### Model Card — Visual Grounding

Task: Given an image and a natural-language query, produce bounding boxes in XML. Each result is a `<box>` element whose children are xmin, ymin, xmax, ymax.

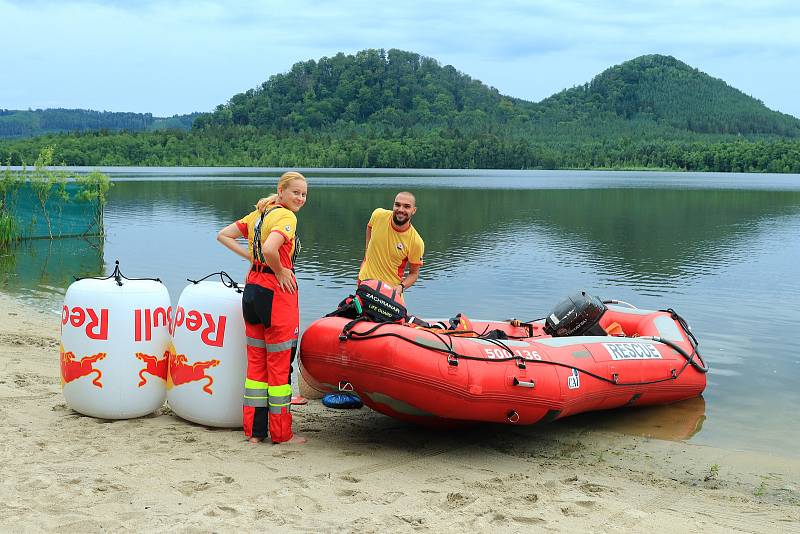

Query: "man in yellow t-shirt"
<box><xmin>357</xmin><ymin>191</ymin><xmax>424</xmax><ymax>302</ymax></box>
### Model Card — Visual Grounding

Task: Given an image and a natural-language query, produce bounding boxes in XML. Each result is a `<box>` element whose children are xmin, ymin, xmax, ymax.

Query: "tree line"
<box><xmin>0</xmin><ymin>108</ymin><xmax>198</xmax><ymax>139</ymax></box>
<box><xmin>1</xmin><ymin>128</ymin><xmax>798</xmax><ymax>173</ymax></box>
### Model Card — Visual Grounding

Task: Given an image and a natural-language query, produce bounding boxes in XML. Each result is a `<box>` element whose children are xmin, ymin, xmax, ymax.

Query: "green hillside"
<box><xmin>1</xmin><ymin>50</ymin><xmax>799</xmax><ymax>172</ymax></box>
<box><xmin>193</xmin><ymin>48</ymin><xmax>529</xmax><ymax>132</ymax></box>
<box><xmin>539</xmin><ymin>54</ymin><xmax>800</xmax><ymax>136</ymax></box>
<box><xmin>193</xmin><ymin>51</ymin><xmax>799</xmax><ymax>140</ymax></box>
<box><xmin>0</xmin><ymin>108</ymin><xmax>198</xmax><ymax>139</ymax></box>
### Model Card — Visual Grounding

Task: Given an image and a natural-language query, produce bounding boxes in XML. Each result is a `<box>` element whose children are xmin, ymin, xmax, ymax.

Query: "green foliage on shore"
<box><xmin>1</xmin><ymin>128</ymin><xmax>798</xmax><ymax>173</ymax></box>
<box><xmin>1</xmin><ymin>50</ymin><xmax>799</xmax><ymax>172</ymax></box>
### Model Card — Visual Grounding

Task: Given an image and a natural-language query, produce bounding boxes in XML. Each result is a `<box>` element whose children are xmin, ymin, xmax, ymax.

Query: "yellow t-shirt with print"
<box><xmin>358</xmin><ymin>208</ymin><xmax>424</xmax><ymax>286</ymax></box>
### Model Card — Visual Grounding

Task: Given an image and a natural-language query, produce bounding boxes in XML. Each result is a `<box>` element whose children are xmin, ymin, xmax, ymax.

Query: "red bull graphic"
<box><xmin>134</xmin><ymin>349</ymin><xmax>170</xmax><ymax>387</ymax></box>
<box><xmin>60</xmin><ymin>345</ymin><xmax>107</xmax><ymax>388</ymax></box>
<box><xmin>168</xmin><ymin>352</ymin><xmax>221</xmax><ymax>394</ymax></box>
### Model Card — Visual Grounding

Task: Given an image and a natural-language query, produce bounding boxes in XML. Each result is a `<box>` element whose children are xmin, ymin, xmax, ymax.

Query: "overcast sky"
<box><xmin>2</xmin><ymin>0</ymin><xmax>799</xmax><ymax>118</ymax></box>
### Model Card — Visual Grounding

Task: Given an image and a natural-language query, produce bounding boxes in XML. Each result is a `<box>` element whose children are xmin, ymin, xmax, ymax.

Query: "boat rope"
<box><xmin>339</xmin><ymin>319</ymin><xmax>707</xmax><ymax>387</ymax></box>
<box><xmin>658</xmin><ymin>308</ymin><xmax>708</xmax><ymax>373</ymax></box>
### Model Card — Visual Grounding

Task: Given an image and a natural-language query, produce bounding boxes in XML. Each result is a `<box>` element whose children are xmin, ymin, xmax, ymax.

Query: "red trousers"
<box><xmin>241</xmin><ymin>281</ymin><xmax>298</xmax><ymax>443</ymax></box>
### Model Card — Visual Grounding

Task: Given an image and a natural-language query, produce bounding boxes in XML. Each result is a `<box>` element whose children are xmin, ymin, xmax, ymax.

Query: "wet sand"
<box><xmin>1</xmin><ymin>293</ymin><xmax>798</xmax><ymax>533</ymax></box>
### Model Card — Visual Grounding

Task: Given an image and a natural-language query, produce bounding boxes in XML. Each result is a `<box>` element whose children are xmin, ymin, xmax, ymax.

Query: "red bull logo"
<box><xmin>61</xmin><ymin>306</ymin><xmax>109</xmax><ymax>340</ymax></box>
<box><xmin>168</xmin><ymin>351</ymin><xmax>221</xmax><ymax>394</ymax></box>
<box><xmin>171</xmin><ymin>306</ymin><xmax>227</xmax><ymax>347</ymax></box>
<box><xmin>60</xmin><ymin>344</ymin><xmax>107</xmax><ymax>388</ymax></box>
<box><xmin>135</xmin><ymin>349</ymin><xmax>170</xmax><ymax>387</ymax></box>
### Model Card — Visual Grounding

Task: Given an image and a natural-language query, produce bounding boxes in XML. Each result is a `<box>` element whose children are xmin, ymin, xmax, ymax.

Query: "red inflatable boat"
<box><xmin>299</xmin><ymin>292</ymin><xmax>708</xmax><ymax>426</ymax></box>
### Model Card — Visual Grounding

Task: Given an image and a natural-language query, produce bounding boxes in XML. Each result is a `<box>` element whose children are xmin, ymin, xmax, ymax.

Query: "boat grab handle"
<box><xmin>513</xmin><ymin>377</ymin><xmax>536</xmax><ymax>388</ymax></box>
<box><xmin>603</xmin><ymin>299</ymin><xmax>638</xmax><ymax>309</ymax></box>
<box><xmin>338</xmin><ymin>381</ymin><xmax>354</xmax><ymax>392</ymax></box>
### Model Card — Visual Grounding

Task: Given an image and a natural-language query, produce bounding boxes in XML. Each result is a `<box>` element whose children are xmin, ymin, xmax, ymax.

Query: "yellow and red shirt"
<box><xmin>358</xmin><ymin>208</ymin><xmax>424</xmax><ymax>286</ymax></box>
<box><xmin>236</xmin><ymin>206</ymin><xmax>297</xmax><ymax>284</ymax></box>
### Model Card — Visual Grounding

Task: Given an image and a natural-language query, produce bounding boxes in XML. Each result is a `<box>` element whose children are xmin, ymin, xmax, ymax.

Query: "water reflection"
<box><xmin>103</xmin><ymin>181</ymin><xmax>800</xmax><ymax>295</ymax></box>
<box><xmin>0</xmin><ymin>236</ymin><xmax>104</xmax><ymax>302</ymax></box>
<box><xmin>558</xmin><ymin>396</ymin><xmax>707</xmax><ymax>442</ymax></box>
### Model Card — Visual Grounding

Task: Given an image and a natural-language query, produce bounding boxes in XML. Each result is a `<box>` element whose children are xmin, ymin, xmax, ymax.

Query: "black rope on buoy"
<box><xmin>187</xmin><ymin>271</ymin><xmax>243</xmax><ymax>293</ymax></box>
<box><xmin>75</xmin><ymin>260</ymin><xmax>162</xmax><ymax>286</ymax></box>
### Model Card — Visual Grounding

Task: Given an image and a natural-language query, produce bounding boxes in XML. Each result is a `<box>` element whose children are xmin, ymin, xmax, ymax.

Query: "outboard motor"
<box><xmin>544</xmin><ymin>291</ymin><xmax>607</xmax><ymax>337</ymax></box>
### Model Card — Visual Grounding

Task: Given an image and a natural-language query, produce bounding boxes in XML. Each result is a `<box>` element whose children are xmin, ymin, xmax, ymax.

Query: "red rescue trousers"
<box><xmin>241</xmin><ymin>279</ymin><xmax>298</xmax><ymax>443</ymax></box>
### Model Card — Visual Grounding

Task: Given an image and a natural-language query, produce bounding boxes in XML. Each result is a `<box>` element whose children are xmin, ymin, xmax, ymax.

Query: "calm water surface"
<box><xmin>3</xmin><ymin>168</ymin><xmax>799</xmax><ymax>456</ymax></box>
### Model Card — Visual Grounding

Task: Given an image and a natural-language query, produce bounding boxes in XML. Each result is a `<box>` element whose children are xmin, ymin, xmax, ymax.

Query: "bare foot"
<box><xmin>275</xmin><ymin>435</ymin><xmax>307</xmax><ymax>445</ymax></box>
<box><xmin>248</xmin><ymin>436</ymin><xmax>265</xmax><ymax>443</ymax></box>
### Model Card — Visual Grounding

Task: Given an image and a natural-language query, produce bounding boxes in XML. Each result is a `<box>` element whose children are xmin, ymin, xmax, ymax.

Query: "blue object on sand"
<box><xmin>322</xmin><ymin>392</ymin><xmax>363</xmax><ymax>409</ymax></box>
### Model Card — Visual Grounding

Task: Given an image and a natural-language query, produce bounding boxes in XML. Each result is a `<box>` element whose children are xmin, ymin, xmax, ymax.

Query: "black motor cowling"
<box><xmin>543</xmin><ymin>291</ymin><xmax>607</xmax><ymax>337</ymax></box>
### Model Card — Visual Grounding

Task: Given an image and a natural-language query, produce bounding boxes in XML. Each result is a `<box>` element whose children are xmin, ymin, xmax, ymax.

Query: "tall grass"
<box><xmin>0</xmin><ymin>211</ymin><xmax>17</xmax><ymax>247</ymax></box>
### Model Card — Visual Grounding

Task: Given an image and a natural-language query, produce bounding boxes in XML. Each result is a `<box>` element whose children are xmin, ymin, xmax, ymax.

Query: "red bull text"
<box><xmin>171</xmin><ymin>306</ymin><xmax>227</xmax><ymax>348</ymax></box>
<box><xmin>61</xmin><ymin>306</ymin><xmax>109</xmax><ymax>340</ymax></box>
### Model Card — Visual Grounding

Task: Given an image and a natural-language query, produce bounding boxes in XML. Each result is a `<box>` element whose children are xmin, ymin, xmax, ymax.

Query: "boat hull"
<box><xmin>299</xmin><ymin>307</ymin><xmax>707</xmax><ymax>426</ymax></box>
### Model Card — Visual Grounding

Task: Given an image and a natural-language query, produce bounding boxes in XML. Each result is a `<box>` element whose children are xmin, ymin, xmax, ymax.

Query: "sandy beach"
<box><xmin>1</xmin><ymin>292</ymin><xmax>798</xmax><ymax>533</ymax></box>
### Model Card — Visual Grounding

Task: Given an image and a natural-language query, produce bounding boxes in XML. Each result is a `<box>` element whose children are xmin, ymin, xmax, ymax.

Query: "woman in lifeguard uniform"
<box><xmin>217</xmin><ymin>171</ymin><xmax>307</xmax><ymax>444</ymax></box>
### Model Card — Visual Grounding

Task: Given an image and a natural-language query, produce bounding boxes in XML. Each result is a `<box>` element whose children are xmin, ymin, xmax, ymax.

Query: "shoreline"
<box><xmin>6</xmin><ymin>164</ymin><xmax>800</xmax><ymax>175</ymax></box>
<box><xmin>1</xmin><ymin>292</ymin><xmax>798</xmax><ymax>532</ymax></box>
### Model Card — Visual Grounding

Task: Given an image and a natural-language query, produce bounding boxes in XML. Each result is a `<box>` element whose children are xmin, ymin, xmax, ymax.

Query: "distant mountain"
<box><xmin>193</xmin><ymin>48</ymin><xmax>531</xmax><ymax>131</ymax></box>
<box><xmin>0</xmin><ymin>108</ymin><xmax>199</xmax><ymax>138</ymax></box>
<box><xmin>6</xmin><ymin>52</ymin><xmax>798</xmax><ymax>141</ymax></box>
<box><xmin>538</xmin><ymin>54</ymin><xmax>800</xmax><ymax>136</ymax></box>
<box><xmin>193</xmin><ymin>50</ymin><xmax>800</xmax><ymax>139</ymax></box>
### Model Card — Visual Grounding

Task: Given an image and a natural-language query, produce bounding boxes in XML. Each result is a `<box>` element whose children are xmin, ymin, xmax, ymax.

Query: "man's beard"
<box><xmin>393</xmin><ymin>213</ymin><xmax>410</xmax><ymax>226</ymax></box>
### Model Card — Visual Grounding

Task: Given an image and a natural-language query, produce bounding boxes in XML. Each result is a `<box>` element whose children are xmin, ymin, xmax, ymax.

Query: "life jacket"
<box><xmin>411</xmin><ymin>313</ymin><xmax>477</xmax><ymax>337</ymax></box>
<box><xmin>354</xmin><ymin>280</ymin><xmax>407</xmax><ymax>323</ymax></box>
<box><xmin>252</xmin><ymin>205</ymin><xmax>301</xmax><ymax>269</ymax></box>
<box><xmin>410</xmin><ymin>313</ymin><xmax>508</xmax><ymax>339</ymax></box>
<box><xmin>326</xmin><ymin>280</ymin><xmax>407</xmax><ymax>324</ymax></box>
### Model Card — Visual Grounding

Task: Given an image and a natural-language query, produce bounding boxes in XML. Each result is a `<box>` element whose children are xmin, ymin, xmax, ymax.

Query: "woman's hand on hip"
<box><xmin>276</xmin><ymin>268</ymin><xmax>297</xmax><ymax>293</ymax></box>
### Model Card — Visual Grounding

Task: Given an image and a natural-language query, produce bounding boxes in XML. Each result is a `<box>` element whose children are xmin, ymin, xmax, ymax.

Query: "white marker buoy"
<box><xmin>167</xmin><ymin>278</ymin><xmax>246</xmax><ymax>428</ymax></box>
<box><xmin>60</xmin><ymin>264</ymin><xmax>170</xmax><ymax>419</ymax></box>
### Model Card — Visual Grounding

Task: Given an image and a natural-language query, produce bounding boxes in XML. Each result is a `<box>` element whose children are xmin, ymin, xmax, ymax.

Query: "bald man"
<box><xmin>357</xmin><ymin>191</ymin><xmax>424</xmax><ymax>302</ymax></box>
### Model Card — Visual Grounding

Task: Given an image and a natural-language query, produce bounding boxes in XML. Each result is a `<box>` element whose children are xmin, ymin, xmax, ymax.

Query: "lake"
<box><xmin>2</xmin><ymin>167</ymin><xmax>799</xmax><ymax>456</ymax></box>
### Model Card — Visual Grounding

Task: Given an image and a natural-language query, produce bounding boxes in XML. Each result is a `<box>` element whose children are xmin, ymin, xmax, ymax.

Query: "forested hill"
<box><xmin>539</xmin><ymin>55</ymin><xmax>800</xmax><ymax>136</ymax></box>
<box><xmin>0</xmin><ymin>108</ymin><xmax>199</xmax><ymax>138</ymax></box>
<box><xmin>193</xmin><ymin>48</ymin><xmax>524</xmax><ymax>131</ymax></box>
<box><xmin>193</xmin><ymin>50</ymin><xmax>800</xmax><ymax>138</ymax></box>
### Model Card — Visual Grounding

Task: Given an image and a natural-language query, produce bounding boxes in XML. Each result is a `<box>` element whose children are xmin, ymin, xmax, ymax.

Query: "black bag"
<box><xmin>326</xmin><ymin>280</ymin><xmax>407</xmax><ymax>323</ymax></box>
<box><xmin>355</xmin><ymin>280</ymin><xmax>407</xmax><ymax>323</ymax></box>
